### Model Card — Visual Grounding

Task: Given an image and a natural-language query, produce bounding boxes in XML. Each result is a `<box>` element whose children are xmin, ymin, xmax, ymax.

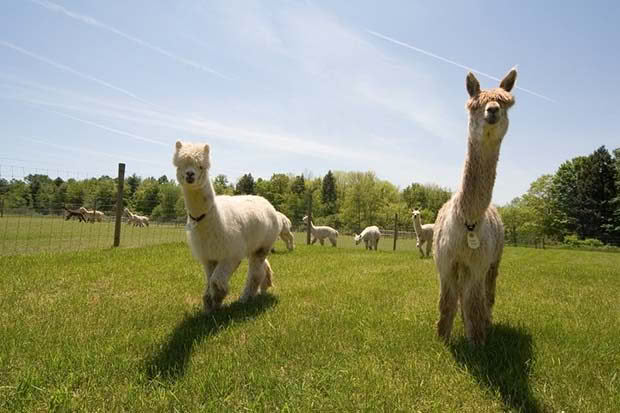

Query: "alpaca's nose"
<box><xmin>487</xmin><ymin>106</ymin><xmax>499</xmax><ymax>114</ymax></box>
<box><xmin>186</xmin><ymin>171</ymin><xmax>195</xmax><ymax>183</ymax></box>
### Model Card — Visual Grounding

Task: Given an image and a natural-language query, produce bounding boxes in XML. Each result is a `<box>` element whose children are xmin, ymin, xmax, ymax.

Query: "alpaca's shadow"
<box><xmin>144</xmin><ymin>293</ymin><xmax>278</xmax><ymax>382</ymax></box>
<box><xmin>449</xmin><ymin>323</ymin><xmax>542</xmax><ymax>412</ymax></box>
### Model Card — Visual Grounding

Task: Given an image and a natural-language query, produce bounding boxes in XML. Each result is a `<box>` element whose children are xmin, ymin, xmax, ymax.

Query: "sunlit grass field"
<box><xmin>1</xmin><ymin>241</ymin><xmax>618</xmax><ymax>412</ymax></box>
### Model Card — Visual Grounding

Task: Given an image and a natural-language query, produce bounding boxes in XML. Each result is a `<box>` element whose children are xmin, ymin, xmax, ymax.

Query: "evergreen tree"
<box><xmin>235</xmin><ymin>173</ymin><xmax>256</xmax><ymax>195</ymax></box>
<box><xmin>322</xmin><ymin>170</ymin><xmax>337</xmax><ymax>214</ymax></box>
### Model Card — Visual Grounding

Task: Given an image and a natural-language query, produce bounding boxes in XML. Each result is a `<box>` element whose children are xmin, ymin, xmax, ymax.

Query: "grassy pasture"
<box><xmin>1</xmin><ymin>241</ymin><xmax>619</xmax><ymax>412</ymax></box>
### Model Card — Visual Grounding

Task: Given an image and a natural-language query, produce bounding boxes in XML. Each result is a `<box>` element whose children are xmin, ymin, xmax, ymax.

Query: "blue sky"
<box><xmin>1</xmin><ymin>0</ymin><xmax>618</xmax><ymax>204</ymax></box>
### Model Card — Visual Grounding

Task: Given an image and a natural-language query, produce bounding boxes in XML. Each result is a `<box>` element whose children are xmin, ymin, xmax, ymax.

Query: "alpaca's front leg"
<box><xmin>203</xmin><ymin>260</ymin><xmax>240</xmax><ymax>313</ymax></box>
<box><xmin>486</xmin><ymin>263</ymin><xmax>499</xmax><ymax>316</ymax></box>
<box><xmin>462</xmin><ymin>275</ymin><xmax>491</xmax><ymax>345</ymax></box>
<box><xmin>425</xmin><ymin>239</ymin><xmax>432</xmax><ymax>258</ymax></box>
<box><xmin>437</xmin><ymin>261</ymin><xmax>458</xmax><ymax>342</ymax></box>
<box><xmin>417</xmin><ymin>239</ymin><xmax>425</xmax><ymax>258</ymax></box>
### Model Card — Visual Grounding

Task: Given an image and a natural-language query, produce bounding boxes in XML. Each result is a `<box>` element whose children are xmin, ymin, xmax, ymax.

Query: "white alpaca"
<box><xmin>433</xmin><ymin>68</ymin><xmax>516</xmax><ymax>345</ymax></box>
<box><xmin>173</xmin><ymin>141</ymin><xmax>280</xmax><ymax>313</ymax></box>
<box><xmin>354</xmin><ymin>226</ymin><xmax>381</xmax><ymax>250</ymax></box>
<box><xmin>124</xmin><ymin>207</ymin><xmax>149</xmax><ymax>227</ymax></box>
<box><xmin>411</xmin><ymin>209</ymin><xmax>434</xmax><ymax>258</ymax></box>
<box><xmin>79</xmin><ymin>207</ymin><xmax>104</xmax><ymax>223</ymax></box>
<box><xmin>302</xmin><ymin>215</ymin><xmax>338</xmax><ymax>247</ymax></box>
<box><xmin>276</xmin><ymin>211</ymin><xmax>295</xmax><ymax>251</ymax></box>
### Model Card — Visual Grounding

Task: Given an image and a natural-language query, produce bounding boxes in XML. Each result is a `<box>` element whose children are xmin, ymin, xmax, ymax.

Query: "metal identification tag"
<box><xmin>467</xmin><ymin>231</ymin><xmax>480</xmax><ymax>249</ymax></box>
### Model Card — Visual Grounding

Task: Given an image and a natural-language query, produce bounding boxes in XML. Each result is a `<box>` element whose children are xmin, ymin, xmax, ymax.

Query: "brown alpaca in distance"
<box><xmin>432</xmin><ymin>68</ymin><xmax>517</xmax><ymax>345</ymax></box>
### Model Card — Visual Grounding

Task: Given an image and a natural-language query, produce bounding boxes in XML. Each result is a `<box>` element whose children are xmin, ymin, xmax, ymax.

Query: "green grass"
<box><xmin>1</xmin><ymin>242</ymin><xmax>619</xmax><ymax>412</ymax></box>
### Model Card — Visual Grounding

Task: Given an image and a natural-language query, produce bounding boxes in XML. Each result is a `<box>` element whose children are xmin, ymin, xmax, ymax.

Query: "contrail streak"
<box><xmin>42</xmin><ymin>108</ymin><xmax>169</xmax><ymax>147</ymax></box>
<box><xmin>28</xmin><ymin>0</ymin><xmax>232</xmax><ymax>80</ymax></box>
<box><xmin>0</xmin><ymin>40</ymin><xmax>153</xmax><ymax>105</ymax></box>
<box><xmin>366</xmin><ymin>30</ymin><xmax>555</xmax><ymax>103</ymax></box>
<box><xmin>23</xmin><ymin>138</ymin><xmax>162</xmax><ymax>165</ymax></box>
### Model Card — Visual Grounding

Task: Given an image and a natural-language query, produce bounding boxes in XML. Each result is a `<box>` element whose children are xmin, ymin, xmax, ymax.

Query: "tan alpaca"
<box><xmin>432</xmin><ymin>68</ymin><xmax>517</xmax><ymax>345</ymax></box>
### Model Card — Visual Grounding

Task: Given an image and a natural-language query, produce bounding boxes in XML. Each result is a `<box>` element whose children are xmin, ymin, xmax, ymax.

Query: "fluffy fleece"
<box><xmin>173</xmin><ymin>141</ymin><xmax>280</xmax><ymax>313</ymax></box>
<box><xmin>411</xmin><ymin>210</ymin><xmax>434</xmax><ymax>258</ymax></box>
<box><xmin>432</xmin><ymin>68</ymin><xmax>516</xmax><ymax>345</ymax></box>
<box><xmin>79</xmin><ymin>207</ymin><xmax>104</xmax><ymax>223</ymax></box>
<box><xmin>302</xmin><ymin>215</ymin><xmax>338</xmax><ymax>247</ymax></box>
<box><xmin>354</xmin><ymin>225</ymin><xmax>381</xmax><ymax>250</ymax></box>
<box><xmin>276</xmin><ymin>211</ymin><xmax>295</xmax><ymax>251</ymax></box>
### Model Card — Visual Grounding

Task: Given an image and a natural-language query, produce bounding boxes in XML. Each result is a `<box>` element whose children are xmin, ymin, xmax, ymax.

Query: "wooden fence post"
<box><xmin>113</xmin><ymin>163</ymin><xmax>126</xmax><ymax>247</ymax></box>
<box><xmin>306</xmin><ymin>194</ymin><xmax>312</xmax><ymax>245</ymax></box>
<box><xmin>0</xmin><ymin>197</ymin><xmax>4</xmax><ymax>218</ymax></box>
<box><xmin>393</xmin><ymin>213</ymin><xmax>398</xmax><ymax>251</ymax></box>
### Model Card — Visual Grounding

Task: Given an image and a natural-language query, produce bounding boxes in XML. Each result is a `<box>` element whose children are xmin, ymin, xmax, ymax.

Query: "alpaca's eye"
<box><xmin>199</xmin><ymin>166</ymin><xmax>204</xmax><ymax>170</ymax></box>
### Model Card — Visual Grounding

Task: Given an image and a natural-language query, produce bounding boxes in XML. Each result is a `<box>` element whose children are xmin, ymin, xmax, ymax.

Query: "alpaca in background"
<box><xmin>302</xmin><ymin>215</ymin><xmax>338</xmax><ymax>247</ymax></box>
<box><xmin>411</xmin><ymin>209</ymin><xmax>434</xmax><ymax>258</ymax></box>
<box><xmin>354</xmin><ymin>225</ymin><xmax>381</xmax><ymax>250</ymax></box>
<box><xmin>276</xmin><ymin>211</ymin><xmax>295</xmax><ymax>251</ymax></box>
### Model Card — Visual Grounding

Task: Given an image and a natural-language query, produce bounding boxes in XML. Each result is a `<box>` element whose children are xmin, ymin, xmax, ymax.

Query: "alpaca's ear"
<box><xmin>466</xmin><ymin>72</ymin><xmax>480</xmax><ymax>97</ymax></box>
<box><xmin>500</xmin><ymin>68</ymin><xmax>517</xmax><ymax>92</ymax></box>
<box><xmin>175</xmin><ymin>141</ymin><xmax>183</xmax><ymax>150</ymax></box>
<box><xmin>203</xmin><ymin>144</ymin><xmax>210</xmax><ymax>154</ymax></box>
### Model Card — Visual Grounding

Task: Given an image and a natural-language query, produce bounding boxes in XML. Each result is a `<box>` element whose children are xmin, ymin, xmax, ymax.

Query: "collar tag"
<box><xmin>467</xmin><ymin>231</ymin><xmax>480</xmax><ymax>249</ymax></box>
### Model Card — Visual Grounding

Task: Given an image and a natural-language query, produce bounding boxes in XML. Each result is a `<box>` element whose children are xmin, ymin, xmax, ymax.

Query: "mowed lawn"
<box><xmin>1</xmin><ymin>242</ymin><xmax>618</xmax><ymax>412</ymax></box>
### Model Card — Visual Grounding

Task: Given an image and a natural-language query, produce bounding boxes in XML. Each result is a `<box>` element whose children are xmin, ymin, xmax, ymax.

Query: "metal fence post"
<box><xmin>393</xmin><ymin>212</ymin><xmax>398</xmax><ymax>251</ymax></box>
<box><xmin>306</xmin><ymin>194</ymin><xmax>312</xmax><ymax>245</ymax></box>
<box><xmin>113</xmin><ymin>163</ymin><xmax>125</xmax><ymax>247</ymax></box>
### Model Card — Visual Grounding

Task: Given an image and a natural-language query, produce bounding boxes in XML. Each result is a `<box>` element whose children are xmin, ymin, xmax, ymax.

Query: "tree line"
<box><xmin>498</xmin><ymin>146</ymin><xmax>619</xmax><ymax>246</ymax></box>
<box><xmin>1</xmin><ymin>145</ymin><xmax>618</xmax><ymax>244</ymax></box>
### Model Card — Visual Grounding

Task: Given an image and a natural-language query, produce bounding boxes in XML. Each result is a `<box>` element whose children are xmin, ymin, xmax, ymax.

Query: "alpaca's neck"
<box><xmin>454</xmin><ymin>132</ymin><xmax>501</xmax><ymax>224</ymax></box>
<box><xmin>413</xmin><ymin>216</ymin><xmax>423</xmax><ymax>233</ymax></box>
<box><xmin>182</xmin><ymin>178</ymin><xmax>217</xmax><ymax>219</ymax></box>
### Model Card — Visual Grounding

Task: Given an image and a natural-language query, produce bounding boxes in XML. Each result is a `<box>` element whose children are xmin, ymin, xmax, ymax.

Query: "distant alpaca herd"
<box><xmin>172</xmin><ymin>67</ymin><xmax>517</xmax><ymax>346</ymax></box>
<box><xmin>63</xmin><ymin>205</ymin><xmax>150</xmax><ymax>227</ymax></box>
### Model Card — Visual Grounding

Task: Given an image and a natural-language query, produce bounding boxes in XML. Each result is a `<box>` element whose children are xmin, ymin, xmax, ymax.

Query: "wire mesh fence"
<box><xmin>0</xmin><ymin>206</ymin><xmax>186</xmax><ymax>256</ymax></box>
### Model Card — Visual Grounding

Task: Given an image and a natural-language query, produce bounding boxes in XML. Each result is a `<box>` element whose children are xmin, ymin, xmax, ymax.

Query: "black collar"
<box><xmin>189</xmin><ymin>213</ymin><xmax>206</xmax><ymax>223</ymax></box>
<box><xmin>465</xmin><ymin>222</ymin><xmax>476</xmax><ymax>231</ymax></box>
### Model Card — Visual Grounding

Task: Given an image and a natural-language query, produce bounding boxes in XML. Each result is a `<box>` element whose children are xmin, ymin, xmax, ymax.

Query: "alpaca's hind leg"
<box><xmin>462</xmin><ymin>273</ymin><xmax>491</xmax><ymax>345</ymax></box>
<box><xmin>240</xmin><ymin>248</ymin><xmax>270</xmax><ymax>302</ymax></box>
<box><xmin>260</xmin><ymin>259</ymin><xmax>273</xmax><ymax>292</ymax></box>
<box><xmin>374</xmin><ymin>239</ymin><xmax>379</xmax><ymax>250</ymax></box>
<box><xmin>204</xmin><ymin>260</ymin><xmax>240</xmax><ymax>313</ymax></box>
<box><xmin>285</xmin><ymin>233</ymin><xmax>294</xmax><ymax>251</ymax></box>
<box><xmin>329</xmin><ymin>237</ymin><xmax>337</xmax><ymax>247</ymax></box>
